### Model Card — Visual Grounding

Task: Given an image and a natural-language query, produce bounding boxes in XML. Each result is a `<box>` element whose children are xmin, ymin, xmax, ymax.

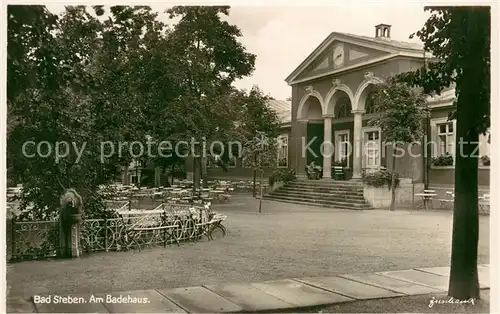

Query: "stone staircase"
<box><xmin>263</xmin><ymin>178</ymin><xmax>372</xmax><ymax>210</ymax></box>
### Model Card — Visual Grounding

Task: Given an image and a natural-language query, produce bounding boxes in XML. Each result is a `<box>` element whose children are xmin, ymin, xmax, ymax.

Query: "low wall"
<box><xmin>429</xmin><ymin>167</ymin><xmax>490</xmax><ymax>186</ymax></box>
<box><xmin>363</xmin><ymin>179</ymin><xmax>424</xmax><ymax>209</ymax></box>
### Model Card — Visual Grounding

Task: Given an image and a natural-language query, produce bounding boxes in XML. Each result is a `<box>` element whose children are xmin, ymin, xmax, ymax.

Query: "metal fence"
<box><xmin>7</xmin><ymin>204</ymin><xmax>221</xmax><ymax>262</ymax></box>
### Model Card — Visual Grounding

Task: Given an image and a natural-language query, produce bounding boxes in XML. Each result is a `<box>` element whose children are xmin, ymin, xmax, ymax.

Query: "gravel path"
<box><xmin>7</xmin><ymin>197</ymin><xmax>490</xmax><ymax>297</ymax></box>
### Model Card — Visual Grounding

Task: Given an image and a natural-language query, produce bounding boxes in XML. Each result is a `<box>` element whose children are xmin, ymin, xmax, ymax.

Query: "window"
<box><xmin>335</xmin><ymin>130</ymin><xmax>350</xmax><ymax>167</ymax></box>
<box><xmin>277</xmin><ymin>134</ymin><xmax>289</xmax><ymax>168</ymax></box>
<box><xmin>437</xmin><ymin>122</ymin><xmax>454</xmax><ymax>156</ymax></box>
<box><xmin>363</xmin><ymin>128</ymin><xmax>381</xmax><ymax>168</ymax></box>
<box><xmin>430</xmin><ymin>118</ymin><xmax>456</xmax><ymax>166</ymax></box>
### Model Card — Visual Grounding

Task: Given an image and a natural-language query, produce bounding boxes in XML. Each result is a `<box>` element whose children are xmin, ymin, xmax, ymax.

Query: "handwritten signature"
<box><xmin>429</xmin><ymin>296</ymin><xmax>476</xmax><ymax>308</ymax></box>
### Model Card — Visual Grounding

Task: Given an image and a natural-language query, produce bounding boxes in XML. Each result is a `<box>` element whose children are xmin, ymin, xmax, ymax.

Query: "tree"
<box><xmin>369</xmin><ymin>78</ymin><xmax>429</xmax><ymax>211</ymax></box>
<box><xmin>7</xmin><ymin>6</ymin><xmax>119</xmax><ymax>219</ymax></box>
<box><xmin>165</xmin><ymin>6</ymin><xmax>256</xmax><ymax>191</ymax></box>
<box><xmin>236</xmin><ymin>86</ymin><xmax>280</xmax><ymax>197</ymax></box>
<box><xmin>7</xmin><ymin>5</ymin><xmax>183</xmax><ymax>219</ymax></box>
<box><xmin>242</xmin><ymin>131</ymin><xmax>279</xmax><ymax>213</ymax></box>
<box><xmin>398</xmin><ymin>6</ymin><xmax>490</xmax><ymax>299</ymax></box>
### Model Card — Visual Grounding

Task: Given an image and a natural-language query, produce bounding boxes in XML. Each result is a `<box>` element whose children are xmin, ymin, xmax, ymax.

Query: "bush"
<box><xmin>481</xmin><ymin>155</ymin><xmax>490</xmax><ymax>166</ymax></box>
<box><xmin>362</xmin><ymin>170</ymin><xmax>400</xmax><ymax>189</ymax></box>
<box><xmin>333</xmin><ymin>158</ymin><xmax>347</xmax><ymax>167</ymax></box>
<box><xmin>432</xmin><ymin>154</ymin><xmax>454</xmax><ymax>166</ymax></box>
<box><xmin>269</xmin><ymin>168</ymin><xmax>296</xmax><ymax>186</ymax></box>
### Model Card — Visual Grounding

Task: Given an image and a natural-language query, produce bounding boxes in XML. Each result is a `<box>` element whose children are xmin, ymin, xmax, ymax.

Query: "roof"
<box><xmin>285</xmin><ymin>31</ymin><xmax>429</xmax><ymax>84</ymax></box>
<box><xmin>267</xmin><ymin>99</ymin><xmax>291</xmax><ymax>124</ymax></box>
<box><xmin>336</xmin><ymin>32</ymin><xmax>424</xmax><ymax>51</ymax></box>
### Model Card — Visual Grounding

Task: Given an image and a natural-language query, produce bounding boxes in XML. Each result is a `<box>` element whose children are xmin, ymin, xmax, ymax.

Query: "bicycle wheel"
<box><xmin>173</xmin><ymin>219</ymin><xmax>183</xmax><ymax>241</ymax></box>
<box><xmin>210</xmin><ymin>223</ymin><xmax>226</xmax><ymax>239</ymax></box>
<box><xmin>183</xmin><ymin>218</ymin><xmax>196</xmax><ymax>240</ymax></box>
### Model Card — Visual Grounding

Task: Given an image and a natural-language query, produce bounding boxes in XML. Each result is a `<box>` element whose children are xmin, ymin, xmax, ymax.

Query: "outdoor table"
<box><xmin>118</xmin><ymin>209</ymin><xmax>164</xmax><ymax>215</ymax></box>
<box><xmin>153</xmin><ymin>192</ymin><xmax>163</xmax><ymax>199</ymax></box>
<box><xmin>414</xmin><ymin>193</ymin><xmax>437</xmax><ymax>210</ymax></box>
<box><xmin>479</xmin><ymin>194</ymin><xmax>490</xmax><ymax>213</ymax></box>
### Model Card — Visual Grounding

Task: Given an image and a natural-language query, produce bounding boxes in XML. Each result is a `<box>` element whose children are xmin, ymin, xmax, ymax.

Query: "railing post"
<box><xmin>104</xmin><ymin>218</ymin><xmax>108</xmax><ymax>252</ymax></box>
<box><xmin>162</xmin><ymin>213</ymin><xmax>167</xmax><ymax>248</ymax></box>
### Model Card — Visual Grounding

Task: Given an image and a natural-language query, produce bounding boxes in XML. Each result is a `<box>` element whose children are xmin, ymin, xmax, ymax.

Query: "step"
<box><xmin>264</xmin><ymin>194</ymin><xmax>371</xmax><ymax>209</ymax></box>
<box><xmin>281</xmin><ymin>186</ymin><xmax>364</xmax><ymax>195</ymax></box>
<box><xmin>286</xmin><ymin>181</ymin><xmax>363</xmax><ymax>187</ymax></box>
<box><xmin>289</xmin><ymin>180</ymin><xmax>363</xmax><ymax>187</ymax></box>
<box><xmin>263</xmin><ymin>196</ymin><xmax>372</xmax><ymax>210</ymax></box>
<box><xmin>270</xmin><ymin>191</ymin><xmax>366</xmax><ymax>202</ymax></box>
<box><xmin>294</xmin><ymin>179</ymin><xmax>363</xmax><ymax>184</ymax></box>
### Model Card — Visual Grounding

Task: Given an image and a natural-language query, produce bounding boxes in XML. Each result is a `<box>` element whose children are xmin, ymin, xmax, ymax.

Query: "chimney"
<box><xmin>375</xmin><ymin>24</ymin><xmax>391</xmax><ymax>39</ymax></box>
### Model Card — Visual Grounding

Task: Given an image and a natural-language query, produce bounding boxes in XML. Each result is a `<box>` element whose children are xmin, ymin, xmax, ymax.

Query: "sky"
<box><xmin>44</xmin><ymin>4</ymin><xmax>431</xmax><ymax>101</ymax></box>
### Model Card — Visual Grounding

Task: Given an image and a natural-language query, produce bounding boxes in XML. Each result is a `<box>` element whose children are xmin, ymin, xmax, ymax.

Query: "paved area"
<box><xmin>7</xmin><ymin>264</ymin><xmax>490</xmax><ymax>313</ymax></box>
<box><xmin>7</xmin><ymin>196</ymin><xmax>490</xmax><ymax>297</ymax></box>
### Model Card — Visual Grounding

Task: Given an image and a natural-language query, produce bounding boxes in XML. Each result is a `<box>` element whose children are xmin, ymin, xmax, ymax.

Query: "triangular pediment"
<box><xmin>295</xmin><ymin>40</ymin><xmax>391</xmax><ymax>81</ymax></box>
<box><xmin>286</xmin><ymin>32</ymin><xmax>423</xmax><ymax>84</ymax></box>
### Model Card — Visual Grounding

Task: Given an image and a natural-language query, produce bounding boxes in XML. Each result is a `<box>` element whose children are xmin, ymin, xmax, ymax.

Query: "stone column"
<box><xmin>352</xmin><ymin>109</ymin><xmax>365</xmax><ymax>179</ymax></box>
<box><xmin>322</xmin><ymin>115</ymin><xmax>333</xmax><ymax>179</ymax></box>
<box><xmin>296</xmin><ymin>120</ymin><xmax>308</xmax><ymax>178</ymax></box>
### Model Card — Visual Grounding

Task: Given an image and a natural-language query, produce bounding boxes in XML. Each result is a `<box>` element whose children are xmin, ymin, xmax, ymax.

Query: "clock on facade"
<box><xmin>333</xmin><ymin>45</ymin><xmax>344</xmax><ymax>67</ymax></box>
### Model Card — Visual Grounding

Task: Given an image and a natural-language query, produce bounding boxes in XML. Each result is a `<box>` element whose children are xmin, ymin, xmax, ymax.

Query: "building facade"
<box><xmin>202</xmin><ymin>24</ymin><xmax>490</xmax><ymax>188</ymax></box>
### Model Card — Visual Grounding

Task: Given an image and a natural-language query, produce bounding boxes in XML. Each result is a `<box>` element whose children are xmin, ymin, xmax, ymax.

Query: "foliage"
<box><xmin>305</xmin><ymin>161</ymin><xmax>323</xmax><ymax>180</ymax></box>
<box><xmin>268</xmin><ymin>169</ymin><xmax>296</xmax><ymax>186</ymax></box>
<box><xmin>241</xmin><ymin>131</ymin><xmax>279</xmax><ymax>170</ymax></box>
<box><xmin>362</xmin><ymin>170</ymin><xmax>400</xmax><ymax>189</ymax></box>
<box><xmin>333</xmin><ymin>158</ymin><xmax>347</xmax><ymax>167</ymax></box>
<box><xmin>397</xmin><ymin>6</ymin><xmax>490</xmax><ymax>299</ymax></box>
<box><xmin>480</xmin><ymin>155</ymin><xmax>490</xmax><ymax>166</ymax></box>
<box><xmin>397</xmin><ymin>7</ymin><xmax>490</xmax><ymax>135</ymax></box>
<box><xmin>432</xmin><ymin>154</ymin><xmax>454</xmax><ymax>166</ymax></box>
<box><xmin>7</xmin><ymin>5</ymin><xmax>261</xmax><ymax>219</ymax></box>
<box><xmin>369</xmin><ymin>77</ymin><xmax>430</xmax><ymax>143</ymax></box>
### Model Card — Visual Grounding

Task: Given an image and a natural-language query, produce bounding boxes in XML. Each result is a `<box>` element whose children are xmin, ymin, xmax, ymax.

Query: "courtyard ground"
<box><xmin>7</xmin><ymin>196</ymin><xmax>490</xmax><ymax>298</ymax></box>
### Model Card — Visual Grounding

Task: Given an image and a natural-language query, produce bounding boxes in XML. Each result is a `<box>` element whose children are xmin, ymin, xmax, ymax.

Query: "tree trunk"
<box><xmin>171</xmin><ymin>165</ymin><xmax>174</xmax><ymax>185</ymax></box>
<box><xmin>136</xmin><ymin>167</ymin><xmax>140</xmax><ymax>188</ymax></box>
<box><xmin>448</xmin><ymin>87</ymin><xmax>480</xmax><ymax>299</ymax></box>
<box><xmin>193</xmin><ymin>157</ymin><xmax>201</xmax><ymax>193</ymax></box>
<box><xmin>424</xmin><ymin>118</ymin><xmax>431</xmax><ymax>190</ymax></box>
<box><xmin>252</xmin><ymin>156</ymin><xmax>257</xmax><ymax>197</ymax></box>
<box><xmin>390</xmin><ymin>144</ymin><xmax>397</xmax><ymax>211</ymax></box>
<box><xmin>202</xmin><ymin>157</ymin><xmax>208</xmax><ymax>188</ymax></box>
<box><xmin>258</xmin><ymin>169</ymin><xmax>263</xmax><ymax>213</ymax></box>
<box><xmin>123</xmin><ymin>164</ymin><xmax>129</xmax><ymax>185</ymax></box>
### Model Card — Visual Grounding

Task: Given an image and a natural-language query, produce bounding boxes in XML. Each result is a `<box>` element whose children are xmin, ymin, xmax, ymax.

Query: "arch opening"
<box><xmin>297</xmin><ymin>95</ymin><xmax>322</xmax><ymax>120</ymax></box>
<box><xmin>357</xmin><ymin>82</ymin><xmax>380</xmax><ymax>112</ymax></box>
<box><xmin>326</xmin><ymin>90</ymin><xmax>352</xmax><ymax>117</ymax></box>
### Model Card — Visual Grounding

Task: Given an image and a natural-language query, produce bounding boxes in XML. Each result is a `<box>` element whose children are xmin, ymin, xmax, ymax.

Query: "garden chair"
<box><xmin>438</xmin><ymin>191</ymin><xmax>454</xmax><ymax>208</ymax></box>
<box><xmin>333</xmin><ymin>166</ymin><xmax>344</xmax><ymax>180</ymax></box>
<box><xmin>479</xmin><ymin>194</ymin><xmax>490</xmax><ymax>214</ymax></box>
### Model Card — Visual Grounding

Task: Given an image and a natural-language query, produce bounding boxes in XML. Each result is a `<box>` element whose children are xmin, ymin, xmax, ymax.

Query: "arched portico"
<box><xmin>354</xmin><ymin>75</ymin><xmax>384</xmax><ymax>111</ymax></box>
<box><xmin>350</xmin><ymin>73</ymin><xmax>384</xmax><ymax>178</ymax></box>
<box><xmin>297</xmin><ymin>91</ymin><xmax>324</xmax><ymax>121</ymax></box>
<box><xmin>324</xmin><ymin>83</ymin><xmax>355</xmax><ymax>116</ymax></box>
